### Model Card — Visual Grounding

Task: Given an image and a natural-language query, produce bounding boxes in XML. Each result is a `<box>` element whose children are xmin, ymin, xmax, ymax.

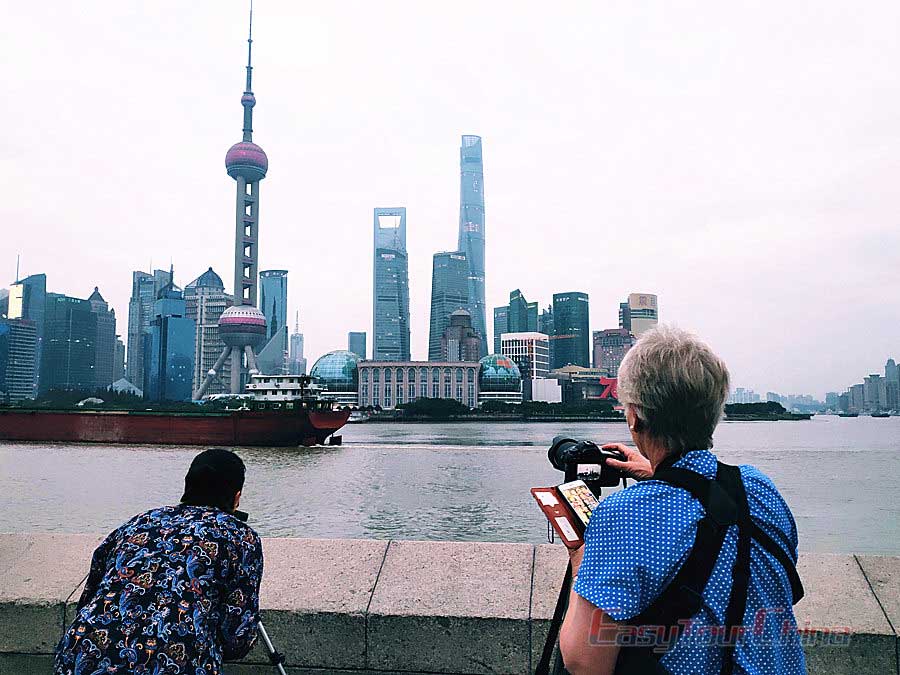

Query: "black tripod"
<box><xmin>257</xmin><ymin>621</ymin><xmax>287</xmax><ymax>674</ymax></box>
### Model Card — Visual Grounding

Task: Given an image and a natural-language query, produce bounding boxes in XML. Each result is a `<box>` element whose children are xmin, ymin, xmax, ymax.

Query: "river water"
<box><xmin>0</xmin><ymin>416</ymin><xmax>897</xmax><ymax>553</ymax></box>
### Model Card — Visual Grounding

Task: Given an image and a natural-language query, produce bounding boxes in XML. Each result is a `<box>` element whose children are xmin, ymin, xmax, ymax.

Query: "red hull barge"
<box><xmin>0</xmin><ymin>407</ymin><xmax>351</xmax><ymax>447</ymax></box>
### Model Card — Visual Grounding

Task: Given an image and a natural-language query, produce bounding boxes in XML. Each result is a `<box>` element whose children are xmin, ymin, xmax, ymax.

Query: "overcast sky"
<box><xmin>4</xmin><ymin>1</ymin><xmax>898</xmax><ymax>397</ymax></box>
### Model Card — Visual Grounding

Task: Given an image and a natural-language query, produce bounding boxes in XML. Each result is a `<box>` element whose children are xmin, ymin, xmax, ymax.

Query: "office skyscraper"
<box><xmin>289</xmin><ymin>311</ymin><xmax>307</xmax><ymax>375</ymax></box>
<box><xmin>622</xmin><ymin>293</ymin><xmax>658</xmax><ymax>337</ymax></box>
<box><xmin>492</xmin><ymin>306</ymin><xmax>508</xmax><ymax>355</ymax></box>
<box><xmin>143</xmin><ymin>277</ymin><xmax>196</xmax><ymax>402</ymax></box>
<box><xmin>373</xmin><ymin>207</ymin><xmax>410</xmax><ymax>361</ymax></box>
<box><xmin>348</xmin><ymin>331</ymin><xmax>367</xmax><ymax>360</ymax></box>
<box><xmin>440</xmin><ymin>309</ymin><xmax>481</xmax><ymax>362</ymax></box>
<box><xmin>126</xmin><ymin>269</ymin><xmax>171</xmax><ymax>387</ymax></box>
<box><xmin>552</xmin><ymin>291</ymin><xmax>590</xmax><ymax>368</ymax></box>
<box><xmin>428</xmin><ymin>251</ymin><xmax>470</xmax><ymax>360</ymax></box>
<box><xmin>539</xmin><ymin>305</ymin><xmax>554</xmax><ymax>368</ymax></box>
<box><xmin>0</xmin><ymin>318</ymin><xmax>37</xmax><ymax>403</ymax></box>
<box><xmin>508</xmin><ymin>289</ymin><xmax>538</xmax><ymax>333</ymax></box>
<box><xmin>592</xmin><ymin>328</ymin><xmax>636</xmax><ymax>376</ymax></box>
<box><xmin>41</xmin><ymin>293</ymin><xmax>97</xmax><ymax>392</ymax></box>
<box><xmin>184</xmin><ymin>268</ymin><xmax>233</xmax><ymax>395</ymax></box>
<box><xmin>113</xmin><ymin>337</ymin><xmax>125</xmax><ymax>382</ymax></box>
<box><xmin>7</xmin><ymin>273</ymin><xmax>46</xmax><ymax>397</ymax></box>
<box><xmin>195</xmin><ymin>6</ymin><xmax>270</xmax><ymax>397</ymax></box>
<box><xmin>257</xmin><ymin>270</ymin><xmax>288</xmax><ymax>374</ymax></box>
<box><xmin>458</xmin><ymin>135</ymin><xmax>487</xmax><ymax>356</ymax></box>
<box><xmin>88</xmin><ymin>287</ymin><xmax>117</xmax><ymax>388</ymax></box>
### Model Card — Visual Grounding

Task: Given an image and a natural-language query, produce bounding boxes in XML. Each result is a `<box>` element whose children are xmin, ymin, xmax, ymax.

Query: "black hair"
<box><xmin>180</xmin><ymin>448</ymin><xmax>246</xmax><ymax>512</ymax></box>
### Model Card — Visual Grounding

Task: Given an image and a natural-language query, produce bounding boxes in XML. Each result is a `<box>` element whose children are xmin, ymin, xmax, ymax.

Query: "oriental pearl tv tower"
<box><xmin>195</xmin><ymin>2</ymin><xmax>269</xmax><ymax>398</ymax></box>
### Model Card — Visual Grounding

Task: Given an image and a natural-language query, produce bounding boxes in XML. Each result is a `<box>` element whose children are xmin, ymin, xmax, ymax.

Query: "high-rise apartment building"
<box><xmin>863</xmin><ymin>374</ymin><xmax>887</xmax><ymax>412</ymax></box>
<box><xmin>0</xmin><ymin>318</ymin><xmax>37</xmax><ymax>403</ymax></box>
<box><xmin>622</xmin><ymin>293</ymin><xmax>658</xmax><ymax>337</ymax></box>
<box><xmin>184</xmin><ymin>268</ymin><xmax>233</xmax><ymax>396</ymax></box>
<box><xmin>348</xmin><ymin>332</ymin><xmax>367</xmax><ymax>360</ymax></box>
<box><xmin>458</xmin><ymin>135</ymin><xmax>487</xmax><ymax>357</ymax></box>
<box><xmin>440</xmin><ymin>309</ymin><xmax>481</xmax><ymax>362</ymax></box>
<box><xmin>493</xmin><ymin>306</ymin><xmax>509</xmax><ymax>355</ymax></box>
<box><xmin>257</xmin><ymin>270</ymin><xmax>288</xmax><ymax>374</ymax></box>
<box><xmin>552</xmin><ymin>292</ymin><xmax>590</xmax><ymax>368</ymax></box>
<box><xmin>126</xmin><ymin>269</ymin><xmax>172</xmax><ymax>387</ymax></box>
<box><xmin>88</xmin><ymin>287</ymin><xmax>117</xmax><ymax>388</ymax></box>
<box><xmin>41</xmin><ymin>293</ymin><xmax>97</xmax><ymax>392</ymax></box>
<box><xmin>428</xmin><ymin>252</ymin><xmax>470</xmax><ymax>360</ymax></box>
<box><xmin>886</xmin><ymin>358</ymin><xmax>899</xmax><ymax>383</ymax></box>
<box><xmin>289</xmin><ymin>312</ymin><xmax>307</xmax><ymax>375</ymax></box>
<box><xmin>592</xmin><ymin>328</ymin><xmax>636</xmax><ymax>377</ymax></box>
<box><xmin>373</xmin><ymin>207</ymin><xmax>410</xmax><ymax>361</ymax></box>
<box><xmin>143</xmin><ymin>280</ymin><xmax>196</xmax><ymax>402</ymax></box>
<box><xmin>7</xmin><ymin>273</ymin><xmax>46</xmax><ymax>397</ymax></box>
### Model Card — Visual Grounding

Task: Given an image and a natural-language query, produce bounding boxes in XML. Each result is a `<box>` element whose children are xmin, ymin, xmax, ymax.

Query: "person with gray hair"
<box><xmin>559</xmin><ymin>326</ymin><xmax>805</xmax><ymax>675</ymax></box>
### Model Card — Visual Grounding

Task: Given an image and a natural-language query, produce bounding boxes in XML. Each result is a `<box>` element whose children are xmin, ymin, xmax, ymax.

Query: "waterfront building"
<box><xmin>194</xmin><ymin>8</ymin><xmax>271</xmax><ymax>398</ymax></box>
<box><xmin>7</xmin><ymin>273</ymin><xmax>46</xmax><ymax>397</ymax></box>
<box><xmin>886</xmin><ymin>381</ymin><xmax>899</xmax><ymax>411</ymax></box>
<box><xmin>552</xmin><ymin>291</ymin><xmax>590</xmax><ymax>369</ymax></box>
<box><xmin>358</xmin><ymin>360</ymin><xmax>480</xmax><ymax>410</ymax></box>
<box><xmin>477</xmin><ymin>354</ymin><xmax>523</xmax><ymax>405</ymax></box>
<box><xmin>143</xmin><ymin>278</ymin><xmax>196</xmax><ymax>402</ymax></box>
<box><xmin>618</xmin><ymin>301</ymin><xmax>631</xmax><ymax>332</ymax></box>
<box><xmin>41</xmin><ymin>293</ymin><xmax>97</xmax><ymax>392</ymax></box>
<box><xmin>622</xmin><ymin>293</ymin><xmax>658</xmax><ymax>337</ymax></box>
<box><xmin>548</xmin><ymin>365</ymin><xmax>618</xmax><ymax>404</ymax></box>
<box><xmin>592</xmin><ymin>328</ymin><xmax>636</xmax><ymax>377</ymax></box>
<box><xmin>849</xmin><ymin>383</ymin><xmax>865</xmax><ymax>412</ymax></box>
<box><xmin>348</xmin><ymin>332</ymin><xmax>367</xmax><ymax>360</ymax></box>
<box><xmin>539</xmin><ymin>305</ymin><xmax>554</xmax><ymax>368</ymax></box>
<box><xmin>440</xmin><ymin>309</ymin><xmax>481</xmax><ymax>362</ymax></box>
<box><xmin>373</xmin><ymin>207</ymin><xmax>410</xmax><ymax>361</ymax></box>
<box><xmin>113</xmin><ymin>336</ymin><xmax>126</xmax><ymax>382</ymax></box>
<box><xmin>728</xmin><ymin>388</ymin><xmax>761</xmax><ymax>404</ymax></box>
<box><xmin>492</xmin><ymin>306</ymin><xmax>508</xmax><ymax>355</ymax></box>
<box><xmin>257</xmin><ymin>270</ymin><xmax>288</xmax><ymax>374</ymax></box>
<box><xmin>0</xmin><ymin>318</ymin><xmax>37</xmax><ymax>403</ymax></box>
<box><xmin>838</xmin><ymin>392</ymin><xmax>850</xmax><ymax>413</ymax></box>
<box><xmin>289</xmin><ymin>312</ymin><xmax>307</xmax><ymax>375</ymax></box>
<box><xmin>824</xmin><ymin>392</ymin><xmax>840</xmax><ymax>410</ymax></box>
<box><xmin>88</xmin><ymin>287</ymin><xmax>117</xmax><ymax>388</ymax></box>
<box><xmin>310</xmin><ymin>350</ymin><xmax>360</xmax><ymax>406</ymax></box>
<box><xmin>126</xmin><ymin>269</ymin><xmax>171</xmax><ymax>389</ymax></box>
<box><xmin>184</xmin><ymin>268</ymin><xmax>233</xmax><ymax>396</ymax></box>
<box><xmin>428</xmin><ymin>252</ymin><xmax>470</xmax><ymax>360</ymax></box>
<box><xmin>501</xmin><ymin>331</ymin><xmax>555</xmax><ymax>402</ymax></box>
<box><xmin>863</xmin><ymin>374</ymin><xmax>887</xmax><ymax>411</ymax></box>
<box><xmin>886</xmin><ymin>358</ymin><xmax>899</xmax><ymax>383</ymax></box>
<box><xmin>458</xmin><ymin>135</ymin><xmax>487</xmax><ymax>357</ymax></box>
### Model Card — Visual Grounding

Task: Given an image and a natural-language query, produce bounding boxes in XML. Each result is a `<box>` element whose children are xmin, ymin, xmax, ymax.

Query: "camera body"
<box><xmin>548</xmin><ymin>436</ymin><xmax>627</xmax><ymax>493</ymax></box>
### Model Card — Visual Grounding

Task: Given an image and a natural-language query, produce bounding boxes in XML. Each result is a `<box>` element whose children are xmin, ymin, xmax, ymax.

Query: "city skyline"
<box><xmin>4</xmin><ymin>1</ymin><xmax>899</xmax><ymax>396</ymax></box>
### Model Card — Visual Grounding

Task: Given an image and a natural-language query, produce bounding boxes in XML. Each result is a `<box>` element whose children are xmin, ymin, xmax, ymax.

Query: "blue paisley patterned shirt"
<box><xmin>54</xmin><ymin>503</ymin><xmax>263</xmax><ymax>675</ymax></box>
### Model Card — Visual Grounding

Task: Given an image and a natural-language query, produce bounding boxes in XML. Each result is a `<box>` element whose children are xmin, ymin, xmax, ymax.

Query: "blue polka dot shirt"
<box><xmin>574</xmin><ymin>449</ymin><xmax>806</xmax><ymax>674</ymax></box>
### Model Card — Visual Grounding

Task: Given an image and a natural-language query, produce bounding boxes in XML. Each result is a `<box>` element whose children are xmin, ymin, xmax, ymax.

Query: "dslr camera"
<box><xmin>548</xmin><ymin>436</ymin><xmax>628</xmax><ymax>495</ymax></box>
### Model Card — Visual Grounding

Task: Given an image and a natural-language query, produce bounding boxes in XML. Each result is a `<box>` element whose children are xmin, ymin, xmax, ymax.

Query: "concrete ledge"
<box><xmin>0</xmin><ymin>534</ymin><xmax>897</xmax><ymax>675</ymax></box>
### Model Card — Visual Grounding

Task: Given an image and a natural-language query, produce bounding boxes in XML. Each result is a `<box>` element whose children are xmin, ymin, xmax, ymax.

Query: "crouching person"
<box><xmin>54</xmin><ymin>448</ymin><xmax>263</xmax><ymax>675</ymax></box>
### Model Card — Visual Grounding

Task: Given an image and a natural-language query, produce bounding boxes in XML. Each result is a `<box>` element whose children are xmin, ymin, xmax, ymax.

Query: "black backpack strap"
<box><xmin>717</xmin><ymin>463</ymin><xmax>752</xmax><ymax>675</ymax></box>
<box><xmin>616</xmin><ymin>467</ymin><xmax>736</xmax><ymax>673</ymax></box>
<box><xmin>748</xmin><ymin>521</ymin><xmax>804</xmax><ymax>603</ymax></box>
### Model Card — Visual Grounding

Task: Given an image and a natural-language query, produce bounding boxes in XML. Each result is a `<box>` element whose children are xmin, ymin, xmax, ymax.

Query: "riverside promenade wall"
<box><xmin>0</xmin><ymin>534</ymin><xmax>896</xmax><ymax>675</ymax></box>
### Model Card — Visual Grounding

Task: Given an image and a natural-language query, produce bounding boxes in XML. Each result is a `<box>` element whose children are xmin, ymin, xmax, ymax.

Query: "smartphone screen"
<box><xmin>557</xmin><ymin>480</ymin><xmax>600</xmax><ymax>527</ymax></box>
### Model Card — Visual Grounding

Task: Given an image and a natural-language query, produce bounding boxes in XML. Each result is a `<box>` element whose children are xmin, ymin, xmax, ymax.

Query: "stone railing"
<box><xmin>0</xmin><ymin>534</ymin><xmax>896</xmax><ymax>674</ymax></box>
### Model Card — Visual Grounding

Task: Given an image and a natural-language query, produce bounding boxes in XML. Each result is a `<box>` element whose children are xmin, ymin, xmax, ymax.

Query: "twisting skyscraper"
<box><xmin>458</xmin><ymin>135</ymin><xmax>487</xmax><ymax>357</ymax></box>
<box><xmin>195</xmin><ymin>3</ymin><xmax>268</xmax><ymax>398</ymax></box>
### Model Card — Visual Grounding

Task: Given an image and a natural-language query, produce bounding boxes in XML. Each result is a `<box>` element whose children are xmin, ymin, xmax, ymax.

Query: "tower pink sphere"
<box><xmin>226</xmin><ymin>141</ymin><xmax>268</xmax><ymax>182</ymax></box>
<box><xmin>219</xmin><ymin>305</ymin><xmax>267</xmax><ymax>348</ymax></box>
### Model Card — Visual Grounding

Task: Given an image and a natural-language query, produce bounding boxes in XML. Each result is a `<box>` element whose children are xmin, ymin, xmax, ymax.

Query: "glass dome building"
<box><xmin>478</xmin><ymin>354</ymin><xmax>523</xmax><ymax>404</ymax></box>
<box><xmin>309</xmin><ymin>350</ymin><xmax>360</xmax><ymax>405</ymax></box>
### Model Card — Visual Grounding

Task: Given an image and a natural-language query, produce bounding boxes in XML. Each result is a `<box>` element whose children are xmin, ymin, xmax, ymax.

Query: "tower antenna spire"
<box><xmin>246</xmin><ymin>0</ymin><xmax>254</xmax><ymax>91</ymax></box>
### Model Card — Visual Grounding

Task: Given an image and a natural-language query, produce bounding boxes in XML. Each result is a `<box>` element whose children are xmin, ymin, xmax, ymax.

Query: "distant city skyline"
<box><xmin>4</xmin><ymin>1</ymin><xmax>899</xmax><ymax>396</ymax></box>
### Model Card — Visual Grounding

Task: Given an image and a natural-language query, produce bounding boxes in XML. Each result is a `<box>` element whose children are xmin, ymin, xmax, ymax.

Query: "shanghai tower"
<box><xmin>458</xmin><ymin>135</ymin><xmax>487</xmax><ymax>356</ymax></box>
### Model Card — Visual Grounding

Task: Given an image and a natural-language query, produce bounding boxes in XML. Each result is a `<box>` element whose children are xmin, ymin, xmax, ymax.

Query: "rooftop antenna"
<box><xmin>15</xmin><ymin>254</ymin><xmax>20</xmax><ymax>283</ymax></box>
<box><xmin>295</xmin><ymin>309</ymin><xmax>299</xmax><ymax>333</ymax></box>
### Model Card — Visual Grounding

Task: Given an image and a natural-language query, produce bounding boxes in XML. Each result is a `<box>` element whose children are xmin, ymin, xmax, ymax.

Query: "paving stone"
<box><xmin>0</xmin><ymin>652</ymin><xmax>55</xmax><ymax>674</ymax></box>
<box><xmin>856</xmin><ymin>554</ymin><xmax>900</xmax><ymax>634</ymax></box>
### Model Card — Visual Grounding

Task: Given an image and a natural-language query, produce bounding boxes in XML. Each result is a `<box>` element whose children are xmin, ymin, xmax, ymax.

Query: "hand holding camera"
<box><xmin>598</xmin><ymin>443</ymin><xmax>654</xmax><ymax>481</ymax></box>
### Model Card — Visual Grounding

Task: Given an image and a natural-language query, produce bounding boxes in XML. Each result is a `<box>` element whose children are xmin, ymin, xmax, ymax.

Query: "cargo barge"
<box><xmin>0</xmin><ymin>375</ymin><xmax>350</xmax><ymax>447</ymax></box>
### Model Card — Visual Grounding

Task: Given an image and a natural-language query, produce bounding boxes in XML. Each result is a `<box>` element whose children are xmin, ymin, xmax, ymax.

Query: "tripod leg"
<box><xmin>256</xmin><ymin>621</ymin><xmax>288</xmax><ymax>675</ymax></box>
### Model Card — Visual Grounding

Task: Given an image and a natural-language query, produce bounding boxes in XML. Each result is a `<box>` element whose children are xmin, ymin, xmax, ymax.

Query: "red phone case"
<box><xmin>531</xmin><ymin>486</ymin><xmax>585</xmax><ymax>548</ymax></box>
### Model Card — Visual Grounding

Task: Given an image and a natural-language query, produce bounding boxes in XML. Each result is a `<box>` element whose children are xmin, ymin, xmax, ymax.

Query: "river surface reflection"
<box><xmin>1</xmin><ymin>416</ymin><xmax>897</xmax><ymax>553</ymax></box>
